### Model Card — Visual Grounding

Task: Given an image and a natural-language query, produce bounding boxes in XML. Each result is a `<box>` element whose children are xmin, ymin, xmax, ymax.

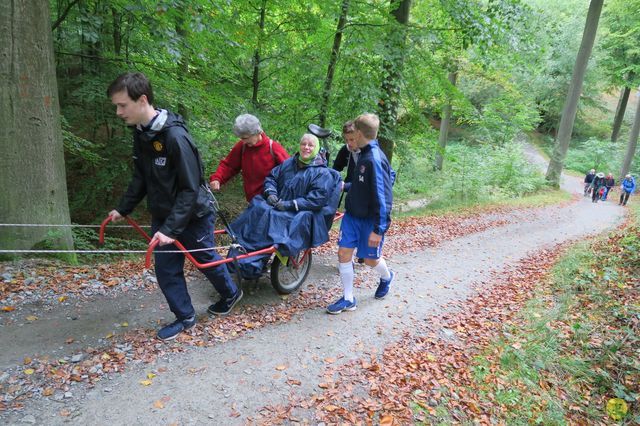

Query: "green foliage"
<box><xmin>71</xmin><ymin>227</ymin><xmax>148</xmax><ymax>263</ymax></box>
<box><xmin>600</xmin><ymin>0</ymin><xmax>640</xmax><ymax>88</ymax></box>
<box><xmin>468</xmin><ymin>214</ymin><xmax>640</xmax><ymax>424</ymax></box>
<box><xmin>48</xmin><ymin>0</ymin><xmax>624</xmax><ymax>224</ymax></box>
<box><xmin>518</xmin><ymin>0</ymin><xmax>607</xmax><ymax>134</ymax></box>
<box><xmin>439</xmin><ymin>141</ymin><xmax>547</xmax><ymax>202</ymax></box>
<box><xmin>562</xmin><ymin>137</ymin><xmax>622</xmax><ymax>175</ymax></box>
<box><xmin>392</xmin><ymin>136</ymin><xmax>547</xmax><ymax>210</ymax></box>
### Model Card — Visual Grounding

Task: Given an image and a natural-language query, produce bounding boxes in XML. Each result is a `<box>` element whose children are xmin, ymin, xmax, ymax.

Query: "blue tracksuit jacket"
<box><xmin>344</xmin><ymin>140</ymin><xmax>393</xmax><ymax>235</ymax></box>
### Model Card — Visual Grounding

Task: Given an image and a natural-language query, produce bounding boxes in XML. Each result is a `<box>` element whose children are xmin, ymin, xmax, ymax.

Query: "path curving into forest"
<box><xmin>0</xmin><ymin>146</ymin><xmax>625</xmax><ymax>424</ymax></box>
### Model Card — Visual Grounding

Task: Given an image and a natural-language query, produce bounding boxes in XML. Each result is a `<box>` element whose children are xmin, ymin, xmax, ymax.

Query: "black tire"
<box><xmin>270</xmin><ymin>251</ymin><xmax>312</xmax><ymax>294</ymax></box>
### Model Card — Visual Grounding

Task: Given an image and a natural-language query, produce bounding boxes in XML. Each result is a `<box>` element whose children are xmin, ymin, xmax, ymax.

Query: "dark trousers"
<box><xmin>620</xmin><ymin>191</ymin><xmax>631</xmax><ymax>205</ymax></box>
<box><xmin>152</xmin><ymin>212</ymin><xmax>237</xmax><ymax>320</ymax></box>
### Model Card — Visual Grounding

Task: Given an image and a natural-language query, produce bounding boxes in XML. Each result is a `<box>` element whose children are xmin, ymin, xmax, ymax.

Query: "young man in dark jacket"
<box><xmin>591</xmin><ymin>172</ymin><xmax>606</xmax><ymax>203</ymax></box>
<box><xmin>583</xmin><ymin>169</ymin><xmax>595</xmax><ymax>196</ymax></box>
<box><xmin>602</xmin><ymin>173</ymin><xmax>615</xmax><ymax>201</ymax></box>
<box><xmin>106</xmin><ymin>72</ymin><xmax>242</xmax><ymax>340</ymax></box>
<box><xmin>327</xmin><ymin>113</ymin><xmax>395</xmax><ymax>314</ymax></box>
<box><xmin>332</xmin><ymin>120</ymin><xmax>360</xmax><ymax>193</ymax></box>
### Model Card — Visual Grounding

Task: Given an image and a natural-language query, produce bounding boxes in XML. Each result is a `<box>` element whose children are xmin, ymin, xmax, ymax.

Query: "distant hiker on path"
<box><xmin>592</xmin><ymin>172</ymin><xmax>606</xmax><ymax>203</ymax></box>
<box><xmin>619</xmin><ymin>174</ymin><xmax>636</xmax><ymax>206</ymax></box>
<box><xmin>584</xmin><ymin>169</ymin><xmax>596</xmax><ymax>196</ymax></box>
<box><xmin>602</xmin><ymin>173</ymin><xmax>615</xmax><ymax>201</ymax></box>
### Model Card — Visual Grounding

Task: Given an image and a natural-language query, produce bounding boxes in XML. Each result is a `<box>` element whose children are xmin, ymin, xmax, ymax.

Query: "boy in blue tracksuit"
<box><xmin>327</xmin><ymin>113</ymin><xmax>395</xmax><ymax>314</ymax></box>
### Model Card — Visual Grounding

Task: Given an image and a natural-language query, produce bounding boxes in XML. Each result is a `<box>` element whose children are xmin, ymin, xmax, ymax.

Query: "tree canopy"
<box><xmin>2</xmin><ymin>0</ymin><xmax>634</xmax><ymax>228</ymax></box>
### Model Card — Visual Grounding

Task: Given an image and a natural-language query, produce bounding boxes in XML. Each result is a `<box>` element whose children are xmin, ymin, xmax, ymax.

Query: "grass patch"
<box><xmin>395</xmin><ymin>187</ymin><xmax>570</xmax><ymax>219</ymax></box>
<box><xmin>463</xmin><ymin>204</ymin><xmax>640</xmax><ymax>424</ymax></box>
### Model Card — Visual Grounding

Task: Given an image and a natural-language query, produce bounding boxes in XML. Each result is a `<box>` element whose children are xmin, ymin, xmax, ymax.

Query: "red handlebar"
<box><xmin>101</xmin><ymin>211</ymin><xmax>343</xmax><ymax>270</ymax></box>
<box><xmin>99</xmin><ymin>215</ymin><xmax>152</xmax><ymax>245</ymax></box>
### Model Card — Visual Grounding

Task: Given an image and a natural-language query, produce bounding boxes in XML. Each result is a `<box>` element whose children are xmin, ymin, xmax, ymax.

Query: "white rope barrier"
<box><xmin>0</xmin><ymin>245</ymin><xmax>237</xmax><ymax>255</ymax></box>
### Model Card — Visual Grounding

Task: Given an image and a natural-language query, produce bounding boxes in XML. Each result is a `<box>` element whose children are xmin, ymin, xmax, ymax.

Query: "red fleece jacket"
<box><xmin>210</xmin><ymin>132</ymin><xmax>289</xmax><ymax>201</ymax></box>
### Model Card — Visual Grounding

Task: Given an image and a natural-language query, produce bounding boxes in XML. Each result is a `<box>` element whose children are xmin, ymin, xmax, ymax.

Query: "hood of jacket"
<box><xmin>294</xmin><ymin>148</ymin><xmax>328</xmax><ymax>168</ymax></box>
<box><xmin>135</xmin><ymin>109</ymin><xmax>187</xmax><ymax>142</ymax></box>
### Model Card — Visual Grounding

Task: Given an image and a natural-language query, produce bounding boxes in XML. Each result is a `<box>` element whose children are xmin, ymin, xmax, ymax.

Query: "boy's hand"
<box><xmin>150</xmin><ymin>231</ymin><xmax>175</xmax><ymax>246</ymax></box>
<box><xmin>108</xmin><ymin>209</ymin><xmax>123</xmax><ymax>222</ymax></box>
<box><xmin>368</xmin><ymin>231</ymin><xmax>382</xmax><ymax>247</ymax></box>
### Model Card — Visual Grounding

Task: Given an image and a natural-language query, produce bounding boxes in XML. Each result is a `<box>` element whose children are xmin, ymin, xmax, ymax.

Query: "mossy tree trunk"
<box><xmin>434</xmin><ymin>70</ymin><xmax>458</xmax><ymax>171</ymax></box>
<box><xmin>619</xmin><ymin>92</ymin><xmax>640</xmax><ymax>180</ymax></box>
<box><xmin>0</xmin><ymin>0</ymin><xmax>75</xmax><ymax>258</ymax></box>
<box><xmin>545</xmin><ymin>0</ymin><xmax>603</xmax><ymax>186</ymax></box>
<box><xmin>611</xmin><ymin>86</ymin><xmax>630</xmax><ymax>143</ymax></box>
<box><xmin>377</xmin><ymin>0</ymin><xmax>412</xmax><ymax>164</ymax></box>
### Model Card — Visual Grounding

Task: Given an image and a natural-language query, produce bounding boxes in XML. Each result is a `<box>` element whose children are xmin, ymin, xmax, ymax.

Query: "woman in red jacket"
<box><xmin>210</xmin><ymin>114</ymin><xmax>289</xmax><ymax>201</ymax></box>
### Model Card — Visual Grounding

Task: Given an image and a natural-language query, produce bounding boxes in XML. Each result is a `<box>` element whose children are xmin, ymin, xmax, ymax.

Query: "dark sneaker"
<box><xmin>326</xmin><ymin>297</ymin><xmax>357</xmax><ymax>314</ymax></box>
<box><xmin>208</xmin><ymin>289</ymin><xmax>243</xmax><ymax>316</ymax></box>
<box><xmin>375</xmin><ymin>270</ymin><xmax>395</xmax><ymax>299</ymax></box>
<box><xmin>157</xmin><ymin>315</ymin><xmax>196</xmax><ymax>341</ymax></box>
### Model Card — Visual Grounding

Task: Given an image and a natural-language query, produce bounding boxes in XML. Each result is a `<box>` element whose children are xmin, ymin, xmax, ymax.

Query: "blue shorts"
<box><xmin>338</xmin><ymin>213</ymin><xmax>385</xmax><ymax>259</ymax></box>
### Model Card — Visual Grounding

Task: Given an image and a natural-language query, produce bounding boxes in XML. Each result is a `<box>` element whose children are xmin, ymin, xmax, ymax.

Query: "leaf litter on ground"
<box><xmin>0</xmin><ymin>200</ymin><xmax>580</xmax><ymax>414</ymax></box>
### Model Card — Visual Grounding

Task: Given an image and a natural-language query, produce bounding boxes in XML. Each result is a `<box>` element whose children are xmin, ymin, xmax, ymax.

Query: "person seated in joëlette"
<box><xmin>229</xmin><ymin>133</ymin><xmax>342</xmax><ymax>257</ymax></box>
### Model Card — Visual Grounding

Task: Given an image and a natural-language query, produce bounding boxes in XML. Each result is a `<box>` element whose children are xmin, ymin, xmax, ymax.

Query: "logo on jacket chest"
<box><xmin>154</xmin><ymin>157</ymin><xmax>167</xmax><ymax>166</ymax></box>
<box><xmin>153</xmin><ymin>141</ymin><xmax>164</xmax><ymax>152</ymax></box>
<box><xmin>358</xmin><ymin>165</ymin><xmax>366</xmax><ymax>182</ymax></box>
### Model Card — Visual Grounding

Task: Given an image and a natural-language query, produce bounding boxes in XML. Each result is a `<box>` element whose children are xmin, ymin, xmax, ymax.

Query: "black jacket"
<box><xmin>117</xmin><ymin>109</ymin><xmax>213</xmax><ymax>238</ymax></box>
<box><xmin>332</xmin><ymin>145</ymin><xmax>358</xmax><ymax>191</ymax></box>
<box><xmin>592</xmin><ymin>175</ymin><xmax>606</xmax><ymax>188</ymax></box>
<box><xmin>604</xmin><ymin>177</ymin><xmax>615</xmax><ymax>188</ymax></box>
<box><xmin>584</xmin><ymin>172</ymin><xmax>595</xmax><ymax>184</ymax></box>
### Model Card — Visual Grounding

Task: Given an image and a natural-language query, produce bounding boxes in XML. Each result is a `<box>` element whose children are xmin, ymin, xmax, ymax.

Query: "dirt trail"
<box><xmin>0</xmin><ymin>146</ymin><xmax>625</xmax><ymax>425</ymax></box>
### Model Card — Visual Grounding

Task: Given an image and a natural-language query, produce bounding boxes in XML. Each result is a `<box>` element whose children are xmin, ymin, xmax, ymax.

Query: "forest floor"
<box><xmin>0</xmin><ymin>146</ymin><xmax>627</xmax><ymax>425</ymax></box>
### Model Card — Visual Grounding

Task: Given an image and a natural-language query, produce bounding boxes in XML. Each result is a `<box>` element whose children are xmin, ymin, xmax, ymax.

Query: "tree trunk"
<box><xmin>0</xmin><ymin>0</ymin><xmax>75</xmax><ymax>257</ymax></box>
<box><xmin>175</xmin><ymin>12</ymin><xmax>190</xmax><ymax>121</ymax></box>
<box><xmin>376</xmin><ymin>0</ymin><xmax>412</xmax><ymax>163</ymax></box>
<box><xmin>319</xmin><ymin>0</ymin><xmax>350</xmax><ymax>129</ymax></box>
<box><xmin>112</xmin><ymin>7</ymin><xmax>123</xmax><ymax>57</ymax></box>
<box><xmin>611</xmin><ymin>86</ymin><xmax>630</xmax><ymax>143</ymax></box>
<box><xmin>545</xmin><ymin>0</ymin><xmax>603</xmax><ymax>186</ymax></box>
<box><xmin>434</xmin><ymin>70</ymin><xmax>458</xmax><ymax>171</ymax></box>
<box><xmin>252</xmin><ymin>0</ymin><xmax>267</xmax><ymax>107</ymax></box>
<box><xmin>619</xmin><ymin>91</ymin><xmax>640</xmax><ymax>180</ymax></box>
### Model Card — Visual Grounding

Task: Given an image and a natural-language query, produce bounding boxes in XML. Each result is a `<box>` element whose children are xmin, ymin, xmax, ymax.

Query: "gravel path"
<box><xmin>0</xmin><ymin>146</ymin><xmax>625</xmax><ymax>424</ymax></box>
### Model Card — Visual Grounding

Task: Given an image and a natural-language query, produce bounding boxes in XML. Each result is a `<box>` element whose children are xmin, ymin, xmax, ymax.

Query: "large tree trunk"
<box><xmin>175</xmin><ymin>12</ymin><xmax>190</xmax><ymax>121</ymax></box>
<box><xmin>434</xmin><ymin>70</ymin><xmax>458</xmax><ymax>171</ymax></box>
<box><xmin>377</xmin><ymin>0</ymin><xmax>412</xmax><ymax>163</ymax></box>
<box><xmin>318</xmin><ymin>0</ymin><xmax>350</xmax><ymax>129</ymax></box>
<box><xmin>619</xmin><ymin>92</ymin><xmax>639</xmax><ymax>180</ymax></box>
<box><xmin>251</xmin><ymin>0</ymin><xmax>267</xmax><ymax>107</ymax></box>
<box><xmin>611</xmin><ymin>86</ymin><xmax>630</xmax><ymax>143</ymax></box>
<box><xmin>112</xmin><ymin>7</ymin><xmax>123</xmax><ymax>57</ymax></box>
<box><xmin>545</xmin><ymin>0</ymin><xmax>603</xmax><ymax>186</ymax></box>
<box><xmin>0</xmin><ymin>0</ymin><xmax>75</xmax><ymax>257</ymax></box>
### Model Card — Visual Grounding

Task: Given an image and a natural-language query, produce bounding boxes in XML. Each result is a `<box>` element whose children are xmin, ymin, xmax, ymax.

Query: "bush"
<box><xmin>563</xmin><ymin>137</ymin><xmax>622</xmax><ymax>175</ymax></box>
<box><xmin>440</xmin><ymin>141</ymin><xmax>547</xmax><ymax>202</ymax></box>
<box><xmin>392</xmin><ymin>136</ymin><xmax>548</xmax><ymax>209</ymax></box>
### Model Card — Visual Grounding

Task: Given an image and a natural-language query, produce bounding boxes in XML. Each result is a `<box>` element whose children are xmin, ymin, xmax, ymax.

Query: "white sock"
<box><xmin>339</xmin><ymin>262</ymin><xmax>355</xmax><ymax>302</ymax></box>
<box><xmin>373</xmin><ymin>258</ymin><xmax>391</xmax><ymax>280</ymax></box>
